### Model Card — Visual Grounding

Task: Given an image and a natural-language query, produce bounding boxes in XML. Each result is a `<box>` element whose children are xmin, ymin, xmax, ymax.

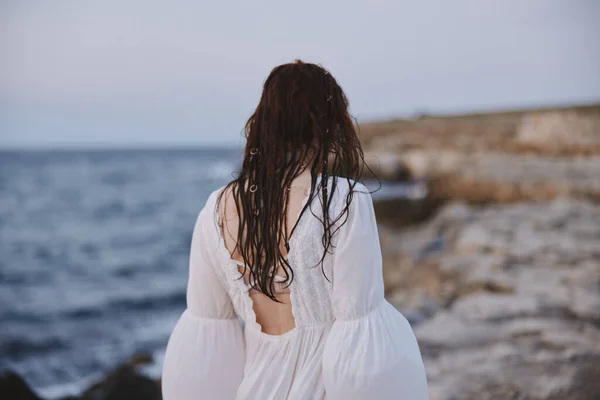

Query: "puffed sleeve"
<box><xmin>161</xmin><ymin>191</ymin><xmax>245</xmax><ymax>400</ymax></box>
<box><xmin>322</xmin><ymin>183</ymin><xmax>429</xmax><ymax>399</ymax></box>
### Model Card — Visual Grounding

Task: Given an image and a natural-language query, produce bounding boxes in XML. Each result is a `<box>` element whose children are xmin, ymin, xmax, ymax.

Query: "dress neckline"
<box><xmin>215</xmin><ymin>173</ymin><xmax>323</xmax><ymax>265</ymax></box>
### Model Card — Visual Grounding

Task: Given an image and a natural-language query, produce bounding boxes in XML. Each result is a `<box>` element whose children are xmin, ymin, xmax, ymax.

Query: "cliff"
<box><xmin>365</xmin><ymin>103</ymin><xmax>600</xmax><ymax>399</ymax></box>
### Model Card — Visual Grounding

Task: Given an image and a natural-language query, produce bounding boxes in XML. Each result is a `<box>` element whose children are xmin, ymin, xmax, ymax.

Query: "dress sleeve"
<box><xmin>322</xmin><ymin>183</ymin><xmax>429</xmax><ymax>400</ymax></box>
<box><xmin>161</xmin><ymin>192</ymin><xmax>245</xmax><ymax>400</ymax></box>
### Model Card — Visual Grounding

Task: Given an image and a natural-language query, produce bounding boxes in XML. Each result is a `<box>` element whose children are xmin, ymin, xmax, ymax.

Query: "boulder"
<box><xmin>0</xmin><ymin>370</ymin><xmax>43</xmax><ymax>400</ymax></box>
<box><xmin>79</xmin><ymin>365</ymin><xmax>161</xmax><ymax>400</ymax></box>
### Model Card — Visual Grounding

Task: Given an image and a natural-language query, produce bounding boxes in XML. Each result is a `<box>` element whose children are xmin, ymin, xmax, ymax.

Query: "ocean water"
<box><xmin>0</xmin><ymin>148</ymin><xmax>424</xmax><ymax>398</ymax></box>
<box><xmin>0</xmin><ymin>148</ymin><xmax>241</xmax><ymax>398</ymax></box>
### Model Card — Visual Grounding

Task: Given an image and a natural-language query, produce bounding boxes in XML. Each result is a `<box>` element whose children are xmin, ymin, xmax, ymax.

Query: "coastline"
<box><xmin>3</xmin><ymin>103</ymin><xmax>600</xmax><ymax>400</ymax></box>
<box><xmin>366</xmin><ymin>104</ymin><xmax>600</xmax><ymax>399</ymax></box>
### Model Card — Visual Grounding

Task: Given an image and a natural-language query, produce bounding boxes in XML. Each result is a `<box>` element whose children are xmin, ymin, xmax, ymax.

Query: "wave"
<box><xmin>0</xmin><ymin>289</ymin><xmax>186</xmax><ymax>325</ymax></box>
<box><xmin>62</xmin><ymin>291</ymin><xmax>186</xmax><ymax>320</ymax></box>
<box><xmin>1</xmin><ymin>148</ymin><xmax>240</xmax><ymax>394</ymax></box>
<box><xmin>0</xmin><ymin>336</ymin><xmax>67</xmax><ymax>358</ymax></box>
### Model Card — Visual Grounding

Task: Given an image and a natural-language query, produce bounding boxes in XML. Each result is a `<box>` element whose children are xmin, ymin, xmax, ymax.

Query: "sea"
<box><xmin>0</xmin><ymin>148</ymin><xmax>425</xmax><ymax>399</ymax></box>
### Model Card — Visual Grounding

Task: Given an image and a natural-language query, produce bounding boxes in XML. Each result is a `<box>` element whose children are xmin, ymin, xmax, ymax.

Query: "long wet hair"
<box><xmin>217</xmin><ymin>60</ymin><xmax>371</xmax><ymax>302</ymax></box>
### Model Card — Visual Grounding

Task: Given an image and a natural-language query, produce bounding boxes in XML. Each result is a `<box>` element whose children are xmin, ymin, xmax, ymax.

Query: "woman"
<box><xmin>161</xmin><ymin>60</ymin><xmax>429</xmax><ymax>399</ymax></box>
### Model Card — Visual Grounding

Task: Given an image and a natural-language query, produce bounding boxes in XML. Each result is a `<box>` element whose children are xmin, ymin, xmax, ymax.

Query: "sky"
<box><xmin>1</xmin><ymin>0</ymin><xmax>599</xmax><ymax>149</ymax></box>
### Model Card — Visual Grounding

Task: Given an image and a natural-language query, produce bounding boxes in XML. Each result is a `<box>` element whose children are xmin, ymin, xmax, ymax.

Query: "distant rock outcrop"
<box><xmin>360</xmin><ymin>104</ymin><xmax>600</xmax><ymax>204</ymax></box>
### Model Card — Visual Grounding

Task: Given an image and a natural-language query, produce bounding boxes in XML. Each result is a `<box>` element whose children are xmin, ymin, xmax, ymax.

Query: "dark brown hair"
<box><xmin>217</xmin><ymin>60</ymin><xmax>371</xmax><ymax>302</ymax></box>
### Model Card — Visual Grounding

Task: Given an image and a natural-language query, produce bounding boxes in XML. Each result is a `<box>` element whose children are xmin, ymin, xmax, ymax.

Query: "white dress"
<box><xmin>161</xmin><ymin>178</ymin><xmax>429</xmax><ymax>400</ymax></box>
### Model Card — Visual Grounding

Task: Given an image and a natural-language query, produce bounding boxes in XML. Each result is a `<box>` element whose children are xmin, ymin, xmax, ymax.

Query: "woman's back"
<box><xmin>161</xmin><ymin>60</ymin><xmax>428</xmax><ymax>399</ymax></box>
<box><xmin>162</xmin><ymin>175</ymin><xmax>429</xmax><ymax>399</ymax></box>
<box><xmin>217</xmin><ymin>169</ymin><xmax>318</xmax><ymax>336</ymax></box>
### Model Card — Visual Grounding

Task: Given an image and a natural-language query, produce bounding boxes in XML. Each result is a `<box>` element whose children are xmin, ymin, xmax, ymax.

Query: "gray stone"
<box><xmin>382</xmin><ymin>200</ymin><xmax>600</xmax><ymax>399</ymax></box>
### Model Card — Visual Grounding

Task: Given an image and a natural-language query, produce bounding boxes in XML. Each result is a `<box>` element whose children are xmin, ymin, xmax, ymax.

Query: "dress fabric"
<box><xmin>161</xmin><ymin>178</ymin><xmax>429</xmax><ymax>400</ymax></box>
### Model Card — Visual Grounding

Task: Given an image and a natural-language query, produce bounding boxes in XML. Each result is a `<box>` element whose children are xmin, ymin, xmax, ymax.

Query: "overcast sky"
<box><xmin>1</xmin><ymin>0</ymin><xmax>599</xmax><ymax>149</ymax></box>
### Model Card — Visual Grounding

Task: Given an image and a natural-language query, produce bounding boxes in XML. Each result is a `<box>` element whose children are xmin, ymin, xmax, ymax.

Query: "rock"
<box><xmin>367</xmin><ymin>150</ymin><xmax>600</xmax><ymax>206</ymax></box>
<box><xmin>373</xmin><ymin>196</ymin><xmax>443</xmax><ymax>227</ymax></box>
<box><xmin>128</xmin><ymin>353</ymin><xmax>154</xmax><ymax>368</ymax></box>
<box><xmin>516</xmin><ymin>111</ymin><xmax>600</xmax><ymax>151</ymax></box>
<box><xmin>427</xmin><ymin>153</ymin><xmax>600</xmax><ymax>203</ymax></box>
<box><xmin>455</xmin><ymin>224</ymin><xmax>496</xmax><ymax>254</ymax></box>
<box><xmin>401</xmin><ymin>151</ymin><xmax>463</xmax><ymax>180</ymax></box>
<box><xmin>79</xmin><ymin>365</ymin><xmax>160</xmax><ymax>400</ymax></box>
<box><xmin>359</xmin><ymin>104</ymin><xmax>600</xmax><ymax>156</ymax></box>
<box><xmin>360</xmin><ymin>105</ymin><xmax>600</xmax><ymax>204</ymax></box>
<box><xmin>363</xmin><ymin>151</ymin><xmax>412</xmax><ymax>181</ymax></box>
<box><xmin>388</xmin><ymin>291</ymin><xmax>439</xmax><ymax>325</ymax></box>
<box><xmin>381</xmin><ymin>199</ymin><xmax>600</xmax><ymax>399</ymax></box>
<box><xmin>0</xmin><ymin>370</ymin><xmax>43</xmax><ymax>400</ymax></box>
<box><xmin>451</xmin><ymin>293</ymin><xmax>545</xmax><ymax>321</ymax></box>
<box><xmin>0</xmin><ymin>354</ymin><xmax>162</xmax><ymax>400</ymax></box>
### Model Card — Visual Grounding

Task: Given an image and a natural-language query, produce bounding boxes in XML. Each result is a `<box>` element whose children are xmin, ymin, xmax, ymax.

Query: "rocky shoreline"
<box><xmin>368</xmin><ymin>104</ymin><xmax>600</xmax><ymax>399</ymax></box>
<box><xmin>363</xmin><ymin>106</ymin><xmax>600</xmax><ymax>203</ymax></box>
<box><xmin>381</xmin><ymin>200</ymin><xmax>600</xmax><ymax>399</ymax></box>
<box><xmin>3</xmin><ymin>104</ymin><xmax>599</xmax><ymax>399</ymax></box>
<box><xmin>1</xmin><ymin>354</ymin><xmax>162</xmax><ymax>400</ymax></box>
